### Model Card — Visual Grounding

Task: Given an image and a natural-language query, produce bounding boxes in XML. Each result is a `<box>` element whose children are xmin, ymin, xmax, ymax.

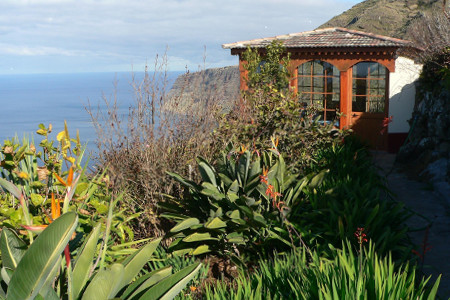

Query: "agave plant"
<box><xmin>161</xmin><ymin>143</ymin><xmax>327</xmax><ymax>263</ymax></box>
<box><xmin>0</xmin><ymin>212</ymin><xmax>201</xmax><ymax>300</ymax></box>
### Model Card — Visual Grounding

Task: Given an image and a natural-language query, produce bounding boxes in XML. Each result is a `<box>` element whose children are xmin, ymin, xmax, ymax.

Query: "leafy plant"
<box><xmin>201</xmin><ymin>241</ymin><xmax>441</xmax><ymax>299</ymax></box>
<box><xmin>0</xmin><ymin>211</ymin><xmax>202</xmax><ymax>300</ymax></box>
<box><xmin>0</xmin><ymin>123</ymin><xmax>139</xmax><ymax>248</ymax></box>
<box><xmin>242</xmin><ymin>40</ymin><xmax>291</xmax><ymax>92</ymax></box>
<box><xmin>161</xmin><ymin>143</ymin><xmax>326</xmax><ymax>264</ymax></box>
<box><xmin>291</xmin><ymin>138</ymin><xmax>413</xmax><ymax>258</ymax></box>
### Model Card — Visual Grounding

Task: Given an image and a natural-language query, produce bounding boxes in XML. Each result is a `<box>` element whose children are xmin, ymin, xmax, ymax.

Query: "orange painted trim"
<box><xmin>339</xmin><ymin>69</ymin><xmax>352</xmax><ymax>130</ymax></box>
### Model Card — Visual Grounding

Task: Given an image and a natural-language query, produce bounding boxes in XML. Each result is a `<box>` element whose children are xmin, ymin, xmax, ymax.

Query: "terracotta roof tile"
<box><xmin>222</xmin><ymin>27</ymin><xmax>412</xmax><ymax>49</ymax></box>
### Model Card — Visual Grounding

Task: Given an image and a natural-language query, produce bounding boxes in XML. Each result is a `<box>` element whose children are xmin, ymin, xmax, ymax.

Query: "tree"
<box><xmin>242</xmin><ymin>40</ymin><xmax>291</xmax><ymax>93</ymax></box>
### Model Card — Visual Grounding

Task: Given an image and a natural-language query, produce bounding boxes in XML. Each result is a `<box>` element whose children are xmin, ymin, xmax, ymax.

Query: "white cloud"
<box><xmin>0</xmin><ymin>44</ymin><xmax>84</xmax><ymax>56</ymax></box>
<box><xmin>0</xmin><ymin>0</ymin><xmax>361</xmax><ymax>73</ymax></box>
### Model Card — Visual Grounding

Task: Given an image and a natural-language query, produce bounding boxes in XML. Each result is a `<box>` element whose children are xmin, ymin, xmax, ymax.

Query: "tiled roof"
<box><xmin>222</xmin><ymin>27</ymin><xmax>412</xmax><ymax>49</ymax></box>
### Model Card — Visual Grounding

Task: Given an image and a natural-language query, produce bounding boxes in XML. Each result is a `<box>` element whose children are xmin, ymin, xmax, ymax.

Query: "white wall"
<box><xmin>388</xmin><ymin>56</ymin><xmax>422</xmax><ymax>133</ymax></box>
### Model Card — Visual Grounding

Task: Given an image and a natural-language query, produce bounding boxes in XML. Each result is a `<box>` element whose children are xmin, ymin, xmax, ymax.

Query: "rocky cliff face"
<box><xmin>166</xmin><ymin>66</ymin><xmax>240</xmax><ymax>113</ymax></box>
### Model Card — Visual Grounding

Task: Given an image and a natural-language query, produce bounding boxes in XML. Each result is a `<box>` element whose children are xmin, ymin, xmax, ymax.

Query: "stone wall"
<box><xmin>398</xmin><ymin>88</ymin><xmax>450</xmax><ymax>183</ymax></box>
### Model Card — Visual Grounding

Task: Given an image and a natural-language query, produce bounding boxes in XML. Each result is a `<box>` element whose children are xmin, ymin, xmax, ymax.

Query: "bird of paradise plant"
<box><xmin>8</xmin><ymin>167</ymin><xmax>79</xmax><ymax>270</ymax></box>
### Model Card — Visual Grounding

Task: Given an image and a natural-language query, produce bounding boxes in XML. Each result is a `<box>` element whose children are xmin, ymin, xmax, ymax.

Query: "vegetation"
<box><xmin>161</xmin><ymin>143</ymin><xmax>326</xmax><ymax>264</ymax></box>
<box><xmin>0</xmin><ymin>40</ymin><xmax>443</xmax><ymax>298</ymax></box>
<box><xmin>86</xmin><ymin>54</ymin><xmax>221</xmax><ymax>239</ymax></box>
<box><xmin>201</xmin><ymin>242</ymin><xmax>440</xmax><ymax>299</ymax></box>
<box><xmin>0</xmin><ymin>213</ymin><xmax>201</xmax><ymax>299</ymax></box>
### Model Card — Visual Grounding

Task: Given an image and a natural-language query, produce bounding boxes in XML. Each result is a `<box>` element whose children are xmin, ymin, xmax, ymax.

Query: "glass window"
<box><xmin>297</xmin><ymin>60</ymin><xmax>340</xmax><ymax>122</ymax></box>
<box><xmin>352</xmin><ymin>62</ymin><xmax>387</xmax><ymax>113</ymax></box>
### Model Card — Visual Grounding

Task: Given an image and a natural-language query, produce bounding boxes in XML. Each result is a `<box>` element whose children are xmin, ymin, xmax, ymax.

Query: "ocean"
<box><xmin>0</xmin><ymin>71</ymin><xmax>182</xmax><ymax>160</ymax></box>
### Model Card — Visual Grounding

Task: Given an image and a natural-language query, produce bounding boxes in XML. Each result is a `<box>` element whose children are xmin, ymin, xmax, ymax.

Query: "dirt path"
<box><xmin>372</xmin><ymin>151</ymin><xmax>450</xmax><ymax>298</ymax></box>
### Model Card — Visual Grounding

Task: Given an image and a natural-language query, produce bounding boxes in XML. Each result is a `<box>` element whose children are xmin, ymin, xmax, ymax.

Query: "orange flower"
<box><xmin>22</xmin><ymin>193</ymin><xmax>61</xmax><ymax>233</ymax></box>
<box><xmin>380</xmin><ymin>116</ymin><xmax>393</xmax><ymax>135</ymax></box>
<box><xmin>22</xmin><ymin>193</ymin><xmax>71</xmax><ymax>267</ymax></box>
<box><xmin>237</xmin><ymin>145</ymin><xmax>247</xmax><ymax>155</ymax></box>
<box><xmin>54</xmin><ymin>167</ymin><xmax>74</xmax><ymax>187</ymax></box>
<box><xmin>354</xmin><ymin>227</ymin><xmax>368</xmax><ymax>245</ymax></box>
<box><xmin>260</xmin><ymin>167</ymin><xmax>269</xmax><ymax>184</ymax></box>
<box><xmin>265</xmin><ymin>184</ymin><xmax>274</xmax><ymax>197</ymax></box>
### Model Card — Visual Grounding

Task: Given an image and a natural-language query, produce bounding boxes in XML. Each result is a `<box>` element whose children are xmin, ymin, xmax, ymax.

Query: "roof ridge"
<box><xmin>332</xmin><ymin>27</ymin><xmax>412</xmax><ymax>44</ymax></box>
<box><xmin>223</xmin><ymin>27</ymin><xmax>414</xmax><ymax>50</ymax></box>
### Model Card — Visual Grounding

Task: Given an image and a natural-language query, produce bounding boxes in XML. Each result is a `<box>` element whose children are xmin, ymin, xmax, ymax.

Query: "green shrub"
<box><xmin>201</xmin><ymin>241</ymin><xmax>440</xmax><ymax>299</ymax></box>
<box><xmin>290</xmin><ymin>139</ymin><xmax>412</xmax><ymax>258</ymax></box>
<box><xmin>0</xmin><ymin>123</ymin><xmax>140</xmax><ymax>257</ymax></box>
<box><xmin>0</xmin><ymin>212</ymin><xmax>201</xmax><ymax>300</ymax></box>
<box><xmin>161</xmin><ymin>144</ymin><xmax>327</xmax><ymax>265</ymax></box>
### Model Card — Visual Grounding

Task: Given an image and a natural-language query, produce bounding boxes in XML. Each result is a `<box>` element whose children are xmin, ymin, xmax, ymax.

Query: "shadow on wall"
<box><xmin>389</xmin><ymin>82</ymin><xmax>417</xmax><ymax>134</ymax></box>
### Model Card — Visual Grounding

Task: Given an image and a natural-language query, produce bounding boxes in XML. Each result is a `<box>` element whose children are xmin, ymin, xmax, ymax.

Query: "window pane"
<box><xmin>353</xmin><ymin>62</ymin><xmax>369</xmax><ymax>78</ymax></box>
<box><xmin>326</xmin><ymin>94</ymin><xmax>339</xmax><ymax>109</ymax></box>
<box><xmin>353</xmin><ymin>96</ymin><xmax>366</xmax><ymax>112</ymax></box>
<box><xmin>354</xmin><ymin>79</ymin><xmax>366</xmax><ymax>95</ymax></box>
<box><xmin>313</xmin><ymin>62</ymin><xmax>323</xmax><ymax>75</ymax></box>
<box><xmin>313</xmin><ymin>77</ymin><xmax>323</xmax><ymax>89</ymax></box>
<box><xmin>298</xmin><ymin>60</ymin><xmax>340</xmax><ymax>121</ymax></box>
<box><xmin>368</xmin><ymin>96</ymin><xmax>385</xmax><ymax>113</ymax></box>
<box><xmin>324</xmin><ymin>110</ymin><xmax>337</xmax><ymax>122</ymax></box>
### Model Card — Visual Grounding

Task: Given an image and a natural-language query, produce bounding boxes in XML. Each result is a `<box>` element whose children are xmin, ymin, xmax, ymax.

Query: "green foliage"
<box><xmin>291</xmin><ymin>138</ymin><xmax>412</xmax><ymax>258</ymax></box>
<box><xmin>0</xmin><ymin>212</ymin><xmax>78</xmax><ymax>300</ymax></box>
<box><xmin>243</xmin><ymin>40</ymin><xmax>291</xmax><ymax>92</ymax></box>
<box><xmin>0</xmin><ymin>212</ymin><xmax>201</xmax><ymax>300</ymax></box>
<box><xmin>161</xmin><ymin>145</ymin><xmax>321</xmax><ymax>264</ymax></box>
<box><xmin>201</xmin><ymin>241</ymin><xmax>440</xmax><ymax>299</ymax></box>
<box><xmin>0</xmin><ymin>123</ymin><xmax>139</xmax><ymax>247</ymax></box>
<box><xmin>418</xmin><ymin>47</ymin><xmax>450</xmax><ymax>94</ymax></box>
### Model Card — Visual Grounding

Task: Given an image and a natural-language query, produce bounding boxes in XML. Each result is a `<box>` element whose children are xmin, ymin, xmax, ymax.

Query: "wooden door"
<box><xmin>349</xmin><ymin>62</ymin><xmax>389</xmax><ymax>150</ymax></box>
<box><xmin>351</xmin><ymin>112</ymin><xmax>387</xmax><ymax>149</ymax></box>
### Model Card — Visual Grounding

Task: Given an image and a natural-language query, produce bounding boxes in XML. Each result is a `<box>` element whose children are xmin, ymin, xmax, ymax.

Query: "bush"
<box><xmin>160</xmin><ymin>144</ymin><xmax>325</xmax><ymax>265</ymax></box>
<box><xmin>201</xmin><ymin>241</ymin><xmax>440</xmax><ymax>299</ymax></box>
<box><xmin>290</xmin><ymin>138</ymin><xmax>413</xmax><ymax>258</ymax></box>
<box><xmin>87</xmin><ymin>56</ymin><xmax>225</xmax><ymax>240</ymax></box>
<box><xmin>0</xmin><ymin>213</ymin><xmax>201</xmax><ymax>299</ymax></box>
<box><xmin>0</xmin><ymin>123</ymin><xmax>141</xmax><ymax>259</ymax></box>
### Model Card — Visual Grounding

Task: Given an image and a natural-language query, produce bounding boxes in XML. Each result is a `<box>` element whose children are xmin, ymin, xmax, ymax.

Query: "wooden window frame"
<box><xmin>297</xmin><ymin>60</ymin><xmax>340</xmax><ymax>122</ymax></box>
<box><xmin>352</xmin><ymin>62</ymin><xmax>387</xmax><ymax>113</ymax></box>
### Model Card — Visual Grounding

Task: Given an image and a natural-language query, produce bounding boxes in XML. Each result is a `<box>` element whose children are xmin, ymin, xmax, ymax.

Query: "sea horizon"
<box><xmin>0</xmin><ymin>71</ymin><xmax>183</xmax><ymax>162</ymax></box>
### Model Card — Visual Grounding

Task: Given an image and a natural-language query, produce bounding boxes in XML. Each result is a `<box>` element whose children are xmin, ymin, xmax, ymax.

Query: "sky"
<box><xmin>0</xmin><ymin>0</ymin><xmax>362</xmax><ymax>74</ymax></box>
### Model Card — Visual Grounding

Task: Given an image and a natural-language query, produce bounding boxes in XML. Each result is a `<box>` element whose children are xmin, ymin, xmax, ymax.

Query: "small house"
<box><xmin>223</xmin><ymin>27</ymin><xmax>422</xmax><ymax>152</ymax></box>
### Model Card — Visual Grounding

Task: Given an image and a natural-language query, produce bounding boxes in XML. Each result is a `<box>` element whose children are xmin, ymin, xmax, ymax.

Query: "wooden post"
<box><xmin>339</xmin><ymin>68</ymin><xmax>352</xmax><ymax>129</ymax></box>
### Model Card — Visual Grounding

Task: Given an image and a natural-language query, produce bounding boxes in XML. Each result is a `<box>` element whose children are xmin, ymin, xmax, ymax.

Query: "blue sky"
<box><xmin>0</xmin><ymin>0</ymin><xmax>361</xmax><ymax>74</ymax></box>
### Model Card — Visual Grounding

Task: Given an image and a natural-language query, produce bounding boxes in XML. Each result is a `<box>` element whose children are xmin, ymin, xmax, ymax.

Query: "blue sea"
<box><xmin>0</xmin><ymin>71</ymin><xmax>182</xmax><ymax>160</ymax></box>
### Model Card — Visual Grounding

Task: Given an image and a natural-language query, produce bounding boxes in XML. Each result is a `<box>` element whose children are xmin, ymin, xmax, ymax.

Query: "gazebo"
<box><xmin>223</xmin><ymin>27</ymin><xmax>422</xmax><ymax>152</ymax></box>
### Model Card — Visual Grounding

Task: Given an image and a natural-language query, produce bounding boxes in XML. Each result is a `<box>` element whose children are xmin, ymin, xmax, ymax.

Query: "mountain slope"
<box><xmin>318</xmin><ymin>0</ymin><xmax>444</xmax><ymax>39</ymax></box>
